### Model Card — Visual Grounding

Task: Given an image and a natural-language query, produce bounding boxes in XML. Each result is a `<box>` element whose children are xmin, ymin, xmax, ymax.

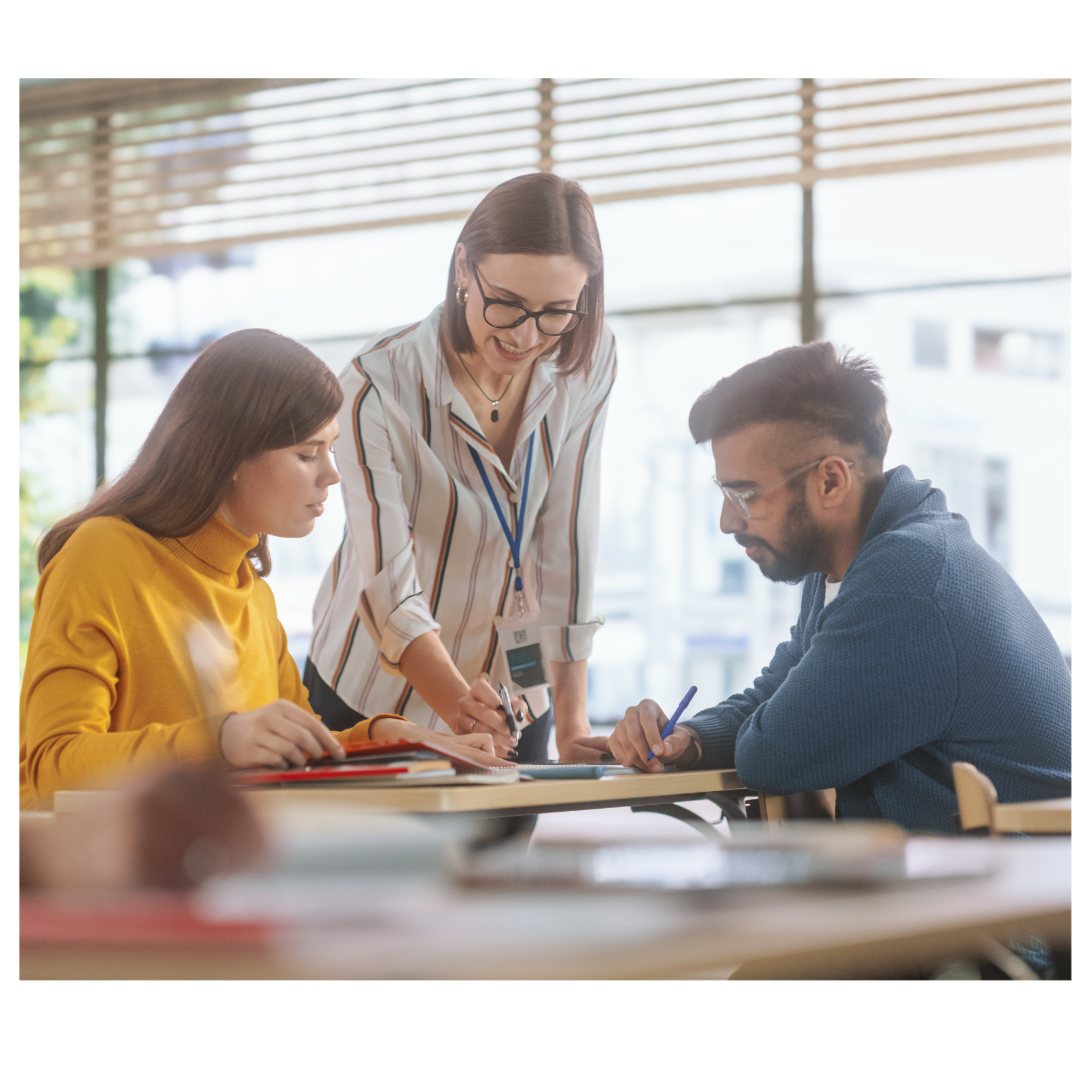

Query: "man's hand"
<box><xmin>220</xmin><ymin>701</ymin><xmax>345</xmax><ymax>769</ymax></box>
<box><xmin>608</xmin><ymin>699</ymin><xmax>701</xmax><ymax>773</ymax></box>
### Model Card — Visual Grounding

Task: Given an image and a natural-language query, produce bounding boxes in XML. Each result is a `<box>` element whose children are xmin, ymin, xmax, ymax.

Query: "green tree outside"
<box><xmin>20</xmin><ymin>267</ymin><xmax>88</xmax><ymax>675</ymax></box>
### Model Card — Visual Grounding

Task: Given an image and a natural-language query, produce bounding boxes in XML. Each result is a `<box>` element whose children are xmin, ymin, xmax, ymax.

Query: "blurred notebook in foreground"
<box><xmin>459</xmin><ymin>824</ymin><xmax>1000</xmax><ymax>890</ymax></box>
<box><xmin>232</xmin><ymin>738</ymin><xmax>518</xmax><ymax>788</ymax></box>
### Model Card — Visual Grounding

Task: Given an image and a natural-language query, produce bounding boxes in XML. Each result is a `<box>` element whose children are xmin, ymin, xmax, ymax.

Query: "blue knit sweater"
<box><xmin>683</xmin><ymin>465</ymin><xmax>1071</xmax><ymax>833</ymax></box>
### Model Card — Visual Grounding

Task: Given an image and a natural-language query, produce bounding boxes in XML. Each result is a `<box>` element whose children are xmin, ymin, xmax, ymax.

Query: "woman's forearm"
<box><xmin>398</xmin><ymin>630</ymin><xmax>472</xmax><ymax>731</ymax></box>
<box><xmin>399</xmin><ymin>637</ymin><xmax>591</xmax><ymax>752</ymax></box>
<box><xmin>550</xmin><ymin>659</ymin><xmax>590</xmax><ymax>756</ymax></box>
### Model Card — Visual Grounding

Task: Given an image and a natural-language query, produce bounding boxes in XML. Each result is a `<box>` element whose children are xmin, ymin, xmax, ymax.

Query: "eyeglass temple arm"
<box><xmin>719</xmin><ymin>457</ymin><xmax>858</xmax><ymax>501</ymax></box>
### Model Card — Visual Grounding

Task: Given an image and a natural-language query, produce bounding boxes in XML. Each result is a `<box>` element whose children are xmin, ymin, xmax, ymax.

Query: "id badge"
<box><xmin>493</xmin><ymin>610</ymin><xmax>551</xmax><ymax>695</ymax></box>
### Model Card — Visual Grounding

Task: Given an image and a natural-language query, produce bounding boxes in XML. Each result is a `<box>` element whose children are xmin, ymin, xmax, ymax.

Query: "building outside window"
<box><xmin>974</xmin><ymin>328</ymin><xmax>1066</xmax><ymax>377</ymax></box>
<box><xmin>914</xmin><ymin>320</ymin><xmax>949</xmax><ymax>368</ymax></box>
<box><xmin>719</xmin><ymin>560</ymin><xmax>748</xmax><ymax>595</ymax></box>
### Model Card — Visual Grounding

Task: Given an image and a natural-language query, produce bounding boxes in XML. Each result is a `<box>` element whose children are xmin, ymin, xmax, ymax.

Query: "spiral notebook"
<box><xmin>515</xmin><ymin>763</ymin><xmax>641</xmax><ymax>779</ymax></box>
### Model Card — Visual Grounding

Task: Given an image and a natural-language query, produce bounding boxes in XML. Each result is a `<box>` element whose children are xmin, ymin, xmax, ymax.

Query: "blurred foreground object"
<box><xmin>22</xmin><ymin>811</ymin><xmax>1069</xmax><ymax>979</ymax></box>
<box><xmin>457</xmin><ymin>821</ymin><xmax>997</xmax><ymax>891</ymax></box>
<box><xmin>21</xmin><ymin>767</ymin><xmax>267</xmax><ymax>891</ymax></box>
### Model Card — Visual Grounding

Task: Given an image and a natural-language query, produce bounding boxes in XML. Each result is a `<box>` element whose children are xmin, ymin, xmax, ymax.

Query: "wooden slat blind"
<box><xmin>20</xmin><ymin>77</ymin><xmax>1070</xmax><ymax>269</ymax></box>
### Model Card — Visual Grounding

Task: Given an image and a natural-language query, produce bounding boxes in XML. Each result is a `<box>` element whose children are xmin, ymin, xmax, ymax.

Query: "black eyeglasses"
<box><xmin>470</xmin><ymin>259</ymin><xmax>588</xmax><ymax>337</ymax></box>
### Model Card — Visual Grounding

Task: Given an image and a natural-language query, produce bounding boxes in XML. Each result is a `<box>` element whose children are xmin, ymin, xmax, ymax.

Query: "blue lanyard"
<box><xmin>468</xmin><ymin>432</ymin><xmax>534</xmax><ymax>595</ymax></box>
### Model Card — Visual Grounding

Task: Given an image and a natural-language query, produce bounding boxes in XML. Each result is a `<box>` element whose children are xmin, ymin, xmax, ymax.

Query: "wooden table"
<box><xmin>21</xmin><ymin>836</ymin><xmax>1070</xmax><ymax>980</ymax></box>
<box><xmin>54</xmin><ymin>768</ymin><xmax>747</xmax><ymax>819</ymax></box>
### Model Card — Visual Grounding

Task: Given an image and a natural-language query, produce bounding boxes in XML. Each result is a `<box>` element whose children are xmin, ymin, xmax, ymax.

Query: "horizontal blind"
<box><xmin>21</xmin><ymin>77</ymin><xmax>1070</xmax><ymax>269</ymax></box>
<box><xmin>20</xmin><ymin>78</ymin><xmax>547</xmax><ymax>268</ymax></box>
<box><xmin>552</xmin><ymin>77</ymin><xmax>1070</xmax><ymax>198</ymax></box>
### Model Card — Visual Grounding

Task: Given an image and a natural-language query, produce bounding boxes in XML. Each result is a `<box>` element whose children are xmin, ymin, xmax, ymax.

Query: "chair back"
<box><xmin>952</xmin><ymin>762</ymin><xmax>999</xmax><ymax>835</ymax></box>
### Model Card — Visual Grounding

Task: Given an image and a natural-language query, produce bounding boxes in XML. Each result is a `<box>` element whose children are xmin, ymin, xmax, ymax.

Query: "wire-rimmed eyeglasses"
<box><xmin>712</xmin><ymin>457</ymin><xmax>856</xmax><ymax>521</ymax></box>
<box><xmin>470</xmin><ymin>258</ymin><xmax>588</xmax><ymax>337</ymax></box>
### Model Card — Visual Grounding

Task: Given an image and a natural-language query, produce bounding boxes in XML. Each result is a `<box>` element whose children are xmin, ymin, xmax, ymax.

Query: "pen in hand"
<box><xmin>646</xmin><ymin>685</ymin><xmax>698</xmax><ymax>762</ymax></box>
<box><xmin>497</xmin><ymin>681</ymin><xmax>520</xmax><ymax>760</ymax></box>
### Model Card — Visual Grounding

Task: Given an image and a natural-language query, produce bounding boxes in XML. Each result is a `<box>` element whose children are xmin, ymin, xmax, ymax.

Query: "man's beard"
<box><xmin>735</xmin><ymin>489</ymin><xmax>826</xmax><ymax>584</ymax></box>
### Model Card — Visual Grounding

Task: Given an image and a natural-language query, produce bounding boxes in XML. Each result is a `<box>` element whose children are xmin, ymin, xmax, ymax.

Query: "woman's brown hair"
<box><xmin>38</xmin><ymin>328</ymin><xmax>343</xmax><ymax>576</ymax></box>
<box><xmin>443</xmin><ymin>172</ymin><xmax>605</xmax><ymax>378</ymax></box>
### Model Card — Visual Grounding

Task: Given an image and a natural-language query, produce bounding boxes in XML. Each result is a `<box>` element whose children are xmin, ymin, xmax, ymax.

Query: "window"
<box><xmin>913</xmin><ymin>447</ymin><xmax>1011</xmax><ymax>570</ymax></box>
<box><xmin>974</xmin><ymin>329</ymin><xmax>1066</xmax><ymax>377</ymax></box>
<box><xmin>985</xmin><ymin>459</ymin><xmax>1008</xmax><ymax>567</ymax></box>
<box><xmin>913</xmin><ymin>320</ymin><xmax>948</xmax><ymax>368</ymax></box>
<box><xmin>719</xmin><ymin>560</ymin><xmax>748</xmax><ymax>595</ymax></box>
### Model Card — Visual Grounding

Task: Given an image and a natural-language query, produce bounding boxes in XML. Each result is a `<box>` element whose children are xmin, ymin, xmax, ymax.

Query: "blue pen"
<box><xmin>646</xmin><ymin>685</ymin><xmax>698</xmax><ymax>762</ymax></box>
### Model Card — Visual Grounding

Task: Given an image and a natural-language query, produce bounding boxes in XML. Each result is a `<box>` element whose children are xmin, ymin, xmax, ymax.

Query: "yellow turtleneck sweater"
<box><xmin>20</xmin><ymin>514</ymin><xmax>374</xmax><ymax>809</ymax></box>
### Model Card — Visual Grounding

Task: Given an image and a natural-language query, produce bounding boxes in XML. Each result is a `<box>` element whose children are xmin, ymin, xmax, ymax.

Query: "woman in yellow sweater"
<box><xmin>20</xmin><ymin>329</ymin><xmax>499</xmax><ymax>809</ymax></box>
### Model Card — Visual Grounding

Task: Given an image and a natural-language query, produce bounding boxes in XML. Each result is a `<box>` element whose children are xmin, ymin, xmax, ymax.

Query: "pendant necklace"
<box><xmin>458</xmin><ymin>353</ymin><xmax>514</xmax><ymax>423</ymax></box>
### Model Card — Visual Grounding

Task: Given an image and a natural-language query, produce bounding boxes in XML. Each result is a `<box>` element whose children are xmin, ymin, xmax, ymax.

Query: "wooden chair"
<box><xmin>952</xmin><ymin>762</ymin><xmax>1071</xmax><ymax>836</ymax></box>
<box><xmin>757</xmin><ymin>789</ymin><xmax>836</xmax><ymax>826</ymax></box>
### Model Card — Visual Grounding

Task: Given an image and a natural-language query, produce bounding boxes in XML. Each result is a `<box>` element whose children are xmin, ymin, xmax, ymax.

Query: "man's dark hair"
<box><xmin>688</xmin><ymin>341</ymin><xmax>891</xmax><ymax>465</ymax></box>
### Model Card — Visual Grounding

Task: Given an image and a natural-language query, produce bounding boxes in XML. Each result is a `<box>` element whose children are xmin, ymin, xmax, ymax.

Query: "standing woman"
<box><xmin>306</xmin><ymin>173</ymin><xmax>615</xmax><ymax>762</ymax></box>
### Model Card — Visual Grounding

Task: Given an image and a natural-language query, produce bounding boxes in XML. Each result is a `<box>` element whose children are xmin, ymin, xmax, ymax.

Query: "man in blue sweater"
<box><xmin>608</xmin><ymin>342</ymin><xmax>1071</xmax><ymax>833</ymax></box>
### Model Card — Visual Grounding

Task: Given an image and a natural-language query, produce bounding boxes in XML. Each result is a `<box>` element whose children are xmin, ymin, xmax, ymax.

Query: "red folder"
<box><xmin>231</xmin><ymin>758</ymin><xmax>452</xmax><ymax>787</ymax></box>
<box><xmin>21</xmin><ymin>893</ymin><xmax>272</xmax><ymax>945</ymax></box>
<box><xmin>231</xmin><ymin>738</ymin><xmax>514</xmax><ymax>787</ymax></box>
<box><xmin>337</xmin><ymin>737</ymin><xmax>513</xmax><ymax>773</ymax></box>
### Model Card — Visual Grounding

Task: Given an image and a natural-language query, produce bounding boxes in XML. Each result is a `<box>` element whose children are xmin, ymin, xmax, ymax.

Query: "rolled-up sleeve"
<box><xmin>535</xmin><ymin>336</ymin><xmax>617</xmax><ymax>663</ymax></box>
<box><xmin>339</xmin><ymin>364</ymin><xmax>441</xmax><ymax>674</ymax></box>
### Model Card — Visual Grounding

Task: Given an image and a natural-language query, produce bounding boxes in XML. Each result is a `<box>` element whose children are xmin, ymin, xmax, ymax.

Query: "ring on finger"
<box><xmin>470</xmin><ymin>718</ymin><xmax>478</xmax><ymax>731</ymax></box>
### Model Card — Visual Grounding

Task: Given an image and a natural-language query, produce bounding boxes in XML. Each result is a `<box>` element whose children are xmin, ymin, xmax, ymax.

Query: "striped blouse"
<box><xmin>308</xmin><ymin>303</ymin><xmax>616</xmax><ymax>731</ymax></box>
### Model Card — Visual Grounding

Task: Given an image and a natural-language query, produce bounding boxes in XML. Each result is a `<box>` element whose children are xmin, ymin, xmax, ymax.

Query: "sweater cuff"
<box><xmin>681</xmin><ymin>708</ymin><xmax>741</xmax><ymax>770</ymax></box>
<box><xmin>175</xmin><ymin>714</ymin><xmax>229</xmax><ymax>766</ymax></box>
<box><xmin>336</xmin><ymin>713</ymin><xmax>403</xmax><ymax>751</ymax></box>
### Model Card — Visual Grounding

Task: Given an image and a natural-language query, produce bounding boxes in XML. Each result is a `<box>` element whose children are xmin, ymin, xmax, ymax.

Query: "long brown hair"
<box><xmin>443</xmin><ymin>172</ymin><xmax>605</xmax><ymax>378</ymax></box>
<box><xmin>38</xmin><ymin>328</ymin><xmax>344</xmax><ymax>576</ymax></box>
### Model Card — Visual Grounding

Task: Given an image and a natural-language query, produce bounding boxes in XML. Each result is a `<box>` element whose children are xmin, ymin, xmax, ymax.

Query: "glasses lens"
<box><xmin>719</xmin><ymin>486</ymin><xmax>751</xmax><ymax>520</ymax></box>
<box><xmin>483</xmin><ymin>302</ymin><xmax>527</xmax><ymax>329</ymax></box>
<box><xmin>537</xmin><ymin>310</ymin><xmax>583</xmax><ymax>336</ymax></box>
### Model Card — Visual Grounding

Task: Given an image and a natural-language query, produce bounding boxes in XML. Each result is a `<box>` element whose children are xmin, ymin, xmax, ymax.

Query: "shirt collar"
<box><xmin>423</xmin><ymin>302</ymin><xmax>561</xmax><ymax>479</ymax></box>
<box><xmin>862</xmin><ymin>465</ymin><xmax>943</xmax><ymax>545</ymax></box>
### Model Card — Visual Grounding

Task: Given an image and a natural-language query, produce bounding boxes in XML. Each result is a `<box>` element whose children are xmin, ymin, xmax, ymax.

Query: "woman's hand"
<box><xmin>449</xmin><ymin>677</ymin><xmax>523</xmax><ymax>759</ymax></box>
<box><xmin>368</xmin><ymin>715</ymin><xmax>504</xmax><ymax>768</ymax></box>
<box><xmin>220</xmin><ymin>701</ymin><xmax>345</xmax><ymax>769</ymax></box>
<box><xmin>557</xmin><ymin>735</ymin><xmax>612</xmax><ymax>764</ymax></box>
<box><xmin>607</xmin><ymin>699</ymin><xmax>700</xmax><ymax>773</ymax></box>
